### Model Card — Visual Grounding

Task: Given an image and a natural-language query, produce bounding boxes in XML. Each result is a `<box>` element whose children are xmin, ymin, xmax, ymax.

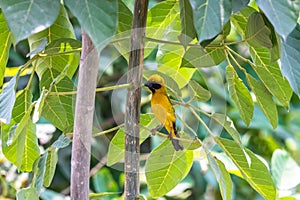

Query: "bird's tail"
<box><xmin>172</xmin><ymin>128</ymin><xmax>183</xmax><ymax>151</ymax></box>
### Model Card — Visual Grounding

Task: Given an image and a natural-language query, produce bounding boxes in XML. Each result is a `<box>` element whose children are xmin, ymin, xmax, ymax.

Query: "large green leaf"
<box><xmin>178</xmin><ymin>0</ymin><xmax>196</xmax><ymax>46</ymax></box>
<box><xmin>281</xmin><ymin>24</ymin><xmax>300</xmax><ymax>97</ymax></box>
<box><xmin>226</xmin><ymin>65</ymin><xmax>253</xmax><ymax>126</ymax></box>
<box><xmin>190</xmin><ymin>0</ymin><xmax>232</xmax><ymax>42</ymax></box>
<box><xmin>2</xmin><ymin>106</ymin><xmax>40</xmax><ymax>172</ymax></box>
<box><xmin>182</xmin><ymin>46</ymin><xmax>225</xmax><ymax>68</ymax></box>
<box><xmin>0</xmin><ymin>11</ymin><xmax>11</xmax><ymax>87</ymax></box>
<box><xmin>216</xmin><ymin>138</ymin><xmax>276</xmax><ymax>200</ymax></box>
<box><xmin>146</xmin><ymin>1</ymin><xmax>179</xmax><ymax>57</ymax></box>
<box><xmin>32</xmin><ymin>153</ymin><xmax>47</xmax><ymax>194</ymax></box>
<box><xmin>256</xmin><ymin>0</ymin><xmax>299</xmax><ymax>39</ymax></box>
<box><xmin>0</xmin><ymin>0</ymin><xmax>60</xmax><ymax>44</ymax></box>
<box><xmin>247</xmin><ymin>75</ymin><xmax>278</xmax><ymax>129</ymax></box>
<box><xmin>245</xmin><ymin>12</ymin><xmax>272</xmax><ymax>48</ymax></box>
<box><xmin>12</xmin><ymin>89</ymin><xmax>33</xmax><ymax>123</ymax></box>
<box><xmin>249</xmin><ymin>47</ymin><xmax>292</xmax><ymax>108</ymax></box>
<box><xmin>107</xmin><ymin>114</ymin><xmax>160</xmax><ymax>166</ymax></box>
<box><xmin>64</xmin><ymin>0</ymin><xmax>118</xmax><ymax>52</ymax></box>
<box><xmin>41</xmin><ymin>69</ymin><xmax>75</xmax><ymax>132</ymax></box>
<box><xmin>271</xmin><ymin>149</ymin><xmax>300</xmax><ymax>190</ymax></box>
<box><xmin>0</xmin><ymin>74</ymin><xmax>18</xmax><ymax>124</ymax></box>
<box><xmin>207</xmin><ymin>151</ymin><xmax>232</xmax><ymax>200</ymax></box>
<box><xmin>145</xmin><ymin>139</ymin><xmax>193</xmax><ymax>198</ymax></box>
<box><xmin>232</xmin><ymin>0</ymin><xmax>250</xmax><ymax>13</ymax></box>
<box><xmin>28</xmin><ymin>5</ymin><xmax>80</xmax><ymax>78</ymax></box>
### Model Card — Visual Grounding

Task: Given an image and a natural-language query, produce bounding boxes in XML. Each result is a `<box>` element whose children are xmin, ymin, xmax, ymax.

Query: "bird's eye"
<box><xmin>152</xmin><ymin>83</ymin><xmax>161</xmax><ymax>89</ymax></box>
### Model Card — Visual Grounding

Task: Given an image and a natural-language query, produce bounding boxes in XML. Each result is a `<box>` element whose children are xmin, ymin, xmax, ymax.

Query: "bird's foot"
<box><xmin>150</xmin><ymin>124</ymin><xmax>163</xmax><ymax>136</ymax></box>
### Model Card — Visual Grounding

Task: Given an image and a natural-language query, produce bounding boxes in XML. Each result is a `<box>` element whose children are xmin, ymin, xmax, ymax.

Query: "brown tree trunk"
<box><xmin>70</xmin><ymin>31</ymin><xmax>99</xmax><ymax>200</ymax></box>
<box><xmin>124</xmin><ymin>0</ymin><xmax>149</xmax><ymax>200</ymax></box>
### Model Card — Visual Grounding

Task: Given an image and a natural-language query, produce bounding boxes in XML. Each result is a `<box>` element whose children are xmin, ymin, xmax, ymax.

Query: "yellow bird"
<box><xmin>144</xmin><ymin>74</ymin><xmax>183</xmax><ymax>151</ymax></box>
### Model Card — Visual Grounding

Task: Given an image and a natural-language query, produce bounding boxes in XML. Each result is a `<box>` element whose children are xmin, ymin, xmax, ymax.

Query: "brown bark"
<box><xmin>124</xmin><ymin>0</ymin><xmax>149</xmax><ymax>199</ymax></box>
<box><xmin>70</xmin><ymin>31</ymin><xmax>99</xmax><ymax>200</ymax></box>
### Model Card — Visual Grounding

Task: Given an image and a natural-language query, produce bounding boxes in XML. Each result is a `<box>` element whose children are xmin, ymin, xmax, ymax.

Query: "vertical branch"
<box><xmin>70</xmin><ymin>31</ymin><xmax>99</xmax><ymax>200</ymax></box>
<box><xmin>124</xmin><ymin>0</ymin><xmax>149</xmax><ymax>200</ymax></box>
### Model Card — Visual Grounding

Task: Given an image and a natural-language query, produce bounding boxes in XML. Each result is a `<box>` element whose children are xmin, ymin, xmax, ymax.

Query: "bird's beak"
<box><xmin>144</xmin><ymin>81</ymin><xmax>155</xmax><ymax>93</ymax></box>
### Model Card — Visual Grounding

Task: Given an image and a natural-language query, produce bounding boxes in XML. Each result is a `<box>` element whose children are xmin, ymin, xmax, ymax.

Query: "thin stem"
<box><xmin>25</xmin><ymin>60</ymin><xmax>37</xmax><ymax>91</ymax></box>
<box><xmin>93</xmin><ymin>124</ymin><xmax>124</xmax><ymax>137</ymax></box>
<box><xmin>176</xmin><ymin>114</ymin><xmax>198</xmax><ymax>138</ymax></box>
<box><xmin>226</xmin><ymin>47</ymin><xmax>256</xmax><ymax>68</ymax></box>
<box><xmin>38</xmin><ymin>48</ymin><xmax>82</xmax><ymax>57</ymax></box>
<box><xmin>48</xmin><ymin>83</ymin><xmax>131</xmax><ymax>95</ymax></box>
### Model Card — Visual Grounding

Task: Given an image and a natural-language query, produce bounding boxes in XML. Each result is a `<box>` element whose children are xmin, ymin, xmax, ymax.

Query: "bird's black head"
<box><xmin>144</xmin><ymin>81</ymin><xmax>162</xmax><ymax>93</ymax></box>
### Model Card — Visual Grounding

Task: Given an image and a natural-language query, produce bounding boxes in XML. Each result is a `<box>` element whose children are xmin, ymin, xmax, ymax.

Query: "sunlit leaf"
<box><xmin>247</xmin><ymin>75</ymin><xmax>278</xmax><ymax>128</ymax></box>
<box><xmin>32</xmin><ymin>89</ymin><xmax>47</xmax><ymax>123</ymax></box>
<box><xmin>28</xmin><ymin>5</ymin><xmax>79</xmax><ymax>79</ymax></box>
<box><xmin>216</xmin><ymin>138</ymin><xmax>276</xmax><ymax>200</ymax></box>
<box><xmin>12</xmin><ymin>89</ymin><xmax>32</xmax><ymax>123</ymax></box>
<box><xmin>64</xmin><ymin>0</ymin><xmax>118</xmax><ymax>52</ymax></box>
<box><xmin>256</xmin><ymin>0</ymin><xmax>299</xmax><ymax>39</ymax></box>
<box><xmin>207</xmin><ymin>151</ymin><xmax>232</xmax><ymax>200</ymax></box>
<box><xmin>0</xmin><ymin>0</ymin><xmax>60</xmax><ymax>44</ymax></box>
<box><xmin>281</xmin><ymin>24</ymin><xmax>300</xmax><ymax>97</ymax></box>
<box><xmin>0</xmin><ymin>11</ymin><xmax>11</xmax><ymax>87</ymax></box>
<box><xmin>226</xmin><ymin>65</ymin><xmax>253</xmax><ymax>126</ymax></box>
<box><xmin>271</xmin><ymin>149</ymin><xmax>300</xmax><ymax>190</ymax></box>
<box><xmin>145</xmin><ymin>139</ymin><xmax>193</xmax><ymax>198</ymax></box>
<box><xmin>249</xmin><ymin>47</ymin><xmax>292</xmax><ymax>108</ymax></box>
<box><xmin>190</xmin><ymin>0</ymin><xmax>231</xmax><ymax>42</ymax></box>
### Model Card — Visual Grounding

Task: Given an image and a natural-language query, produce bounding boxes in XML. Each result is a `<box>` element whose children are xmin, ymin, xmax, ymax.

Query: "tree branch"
<box><xmin>124</xmin><ymin>0</ymin><xmax>149</xmax><ymax>199</ymax></box>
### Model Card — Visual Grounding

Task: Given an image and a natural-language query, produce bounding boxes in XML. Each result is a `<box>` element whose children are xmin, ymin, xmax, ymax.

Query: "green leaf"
<box><xmin>247</xmin><ymin>75</ymin><xmax>278</xmax><ymax>129</ymax></box>
<box><xmin>211</xmin><ymin>113</ymin><xmax>242</xmax><ymax>147</ymax></box>
<box><xmin>190</xmin><ymin>0</ymin><xmax>231</xmax><ymax>42</ymax></box>
<box><xmin>2</xmin><ymin>105</ymin><xmax>40</xmax><ymax>172</ymax></box>
<box><xmin>226</xmin><ymin>65</ymin><xmax>253</xmax><ymax>126</ymax></box>
<box><xmin>41</xmin><ymin>69</ymin><xmax>75</xmax><ymax>132</ymax></box>
<box><xmin>32</xmin><ymin>153</ymin><xmax>47</xmax><ymax>194</ymax></box>
<box><xmin>0</xmin><ymin>11</ymin><xmax>11</xmax><ymax>87</ymax></box>
<box><xmin>12</xmin><ymin>89</ymin><xmax>33</xmax><ymax>123</ymax></box>
<box><xmin>52</xmin><ymin>134</ymin><xmax>71</xmax><ymax>149</ymax></box>
<box><xmin>113</xmin><ymin>0</ymin><xmax>132</xmax><ymax>61</ymax></box>
<box><xmin>257</xmin><ymin>0</ymin><xmax>299</xmax><ymax>39</ymax></box>
<box><xmin>92</xmin><ymin>168</ymin><xmax>118</xmax><ymax>200</ymax></box>
<box><xmin>64</xmin><ymin>0</ymin><xmax>118</xmax><ymax>52</ymax></box>
<box><xmin>0</xmin><ymin>74</ymin><xmax>18</xmax><ymax>124</ymax></box>
<box><xmin>44</xmin><ymin>147</ymin><xmax>58</xmax><ymax>187</ymax></box>
<box><xmin>146</xmin><ymin>1</ymin><xmax>179</xmax><ymax>57</ymax></box>
<box><xmin>281</xmin><ymin>24</ymin><xmax>300</xmax><ymax>97</ymax></box>
<box><xmin>188</xmin><ymin>80</ymin><xmax>211</xmax><ymax>102</ymax></box>
<box><xmin>145</xmin><ymin>139</ymin><xmax>193</xmax><ymax>198</ymax></box>
<box><xmin>216</xmin><ymin>138</ymin><xmax>276</xmax><ymax>200</ymax></box>
<box><xmin>89</xmin><ymin>192</ymin><xmax>121</xmax><ymax>200</ymax></box>
<box><xmin>245</xmin><ymin>12</ymin><xmax>272</xmax><ymax>48</ymax></box>
<box><xmin>0</xmin><ymin>0</ymin><xmax>60</xmax><ymax>44</ymax></box>
<box><xmin>16</xmin><ymin>187</ymin><xmax>38</xmax><ymax>200</ymax></box>
<box><xmin>231</xmin><ymin>6</ymin><xmax>256</xmax><ymax>37</ymax></box>
<box><xmin>207</xmin><ymin>151</ymin><xmax>232</xmax><ymax>200</ymax></box>
<box><xmin>107</xmin><ymin>114</ymin><xmax>160</xmax><ymax>166</ymax></box>
<box><xmin>178</xmin><ymin>0</ymin><xmax>196</xmax><ymax>46</ymax></box>
<box><xmin>232</xmin><ymin>0</ymin><xmax>250</xmax><ymax>13</ymax></box>
<box><xmin>182</xmin><ymin>46</ymin><xmax>225</xmax><ymax>68</ymax></box>
<box><xmin>249</xmin><ymin>46</ymin><xmax>292</xmax><ymax>108</ymax></box>
<box><xmin>271</xmin><ymin>149</ymin><xmax>300</xmax><ymax>190</ymax></box>
<box><xmin>28</xmin><ymin>5</ymin><xmax>79</xmax><ymax>78</ymax></box>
